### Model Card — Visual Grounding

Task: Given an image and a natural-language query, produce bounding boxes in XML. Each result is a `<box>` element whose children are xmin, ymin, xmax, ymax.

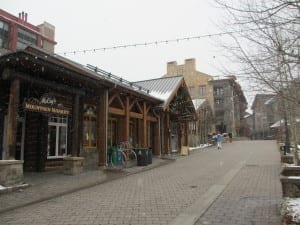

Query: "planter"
<box><xmin>281</xmin><ymin>166</ymin><xmax>300</xmax><ymax>197</ymax></box>
<box><xmin>281</xmin><ymin>154</ymin><xmax>294</xmax><ymax>164</ymax></box>
<box><xmin>0</xmin><ymin>160</ymin><xmax>24</xmax><ymax>186</ymax></box>
<box><xmin>63</xmin><ymin>157</ymin><xmax>84</xmax><ymax>175</ymax></box>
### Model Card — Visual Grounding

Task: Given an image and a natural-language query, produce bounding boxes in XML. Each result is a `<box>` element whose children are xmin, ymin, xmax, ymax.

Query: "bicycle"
<box><xmin>107</xmin><ymin>142</ymin><xmax>137</xmax><ymax>169</ymax></box>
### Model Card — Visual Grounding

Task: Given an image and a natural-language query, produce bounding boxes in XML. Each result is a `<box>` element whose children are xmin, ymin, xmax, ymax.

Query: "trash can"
<box><xmin>136</xmin><ymin>148</ymin><xmax>148</xmax><ymax>166</ymax></box>
<box><xmin>148</xmin><ymin>147</ymin><xmax>152</xmax><ymax>164</ymax></box>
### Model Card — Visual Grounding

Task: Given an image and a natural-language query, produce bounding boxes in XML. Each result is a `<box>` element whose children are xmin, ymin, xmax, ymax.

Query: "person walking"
<box><xmin>228</xmin><ymin>132</ymin><xmax>233</xmax><ymax>143</ymax></box>
<box><xmin>216</xmin><ymin>132</ymin><xmax>223</xmax><ymax>150</ymax></box>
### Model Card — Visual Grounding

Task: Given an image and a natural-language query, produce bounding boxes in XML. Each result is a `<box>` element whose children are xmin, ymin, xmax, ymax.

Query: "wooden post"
<box><xmin>164</xmin><ymin>113</ymin><xmax>171</xmax><ymax>155</ymax></box>
<box><xmin>125</xmin><ymin>97</ymin><xmax>130</xmax><ymax>143</ymax></box>
<box><xmin>6</xmin><ymin>78</ymin><xmax>20</xmax><ymax>160</ymax></box>
<box><xmin>153</xmin><ymin>121</ymin><xmax>161</xmax><ymax>155</ymax></box>
<box><xmin>178</xmin><ymin>123</ymin><xmax>182</xmax><ymax>152</ymax></box>
<box><xmin>184</xmin><ymin>122</ymin><xmax>189</xmax><ymax>146</ymax></box>
<box><xmin>142</xmin><ymin>102</ymin><xmax>147</xmax><ymax>147</ymax></box>
<box><xmin>71</xmin><ymin>94</ymin><xmax>80</xmax><ymax>157</ymax></box>
<box><xmin>98</xmin><ymin>89</ymin><xmax>108</xmax><ymax>167</ymax></box>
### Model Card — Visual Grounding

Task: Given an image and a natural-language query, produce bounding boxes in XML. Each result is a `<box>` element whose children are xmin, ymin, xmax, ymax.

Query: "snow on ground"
<box><xmin>284</xmin><ymin>198</ymin><xmax>300</xmax><ymax>223</ymax></box>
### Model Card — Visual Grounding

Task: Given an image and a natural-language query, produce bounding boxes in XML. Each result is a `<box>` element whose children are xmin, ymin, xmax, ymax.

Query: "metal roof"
<box><xmin>133</xmin><ymin>76</ymin><xmax>184</xmax><ymax>109</ymax></box>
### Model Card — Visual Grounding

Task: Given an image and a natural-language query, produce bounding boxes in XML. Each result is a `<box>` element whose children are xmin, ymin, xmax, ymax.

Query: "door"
<box><xmin>15</xmin><ymin>117</ymin><xmax>25</xmax><ymax>160</ymax></box>
<box><xmin>47</xmin><ymin>115</ymin><xmax>68</xmax><ymax>158</ymax></box>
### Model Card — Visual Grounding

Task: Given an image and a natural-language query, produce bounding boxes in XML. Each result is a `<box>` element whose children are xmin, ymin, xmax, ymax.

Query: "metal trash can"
<box><xmin>136</xmin><ymin>148</ymin><xmax>148</xmax><ymax>166</ymax></box>
<box><xmin>148</xmin><ymin>147</ymin><xmax>152</xmax><ymax>164</ymax></box>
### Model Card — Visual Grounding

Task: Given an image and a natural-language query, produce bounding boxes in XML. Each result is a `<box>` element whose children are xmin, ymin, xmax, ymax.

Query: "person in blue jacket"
<box><xmin>216</xmin><ymin>132</ymin><xmax>223</xmax><ymax>150</ymax></box>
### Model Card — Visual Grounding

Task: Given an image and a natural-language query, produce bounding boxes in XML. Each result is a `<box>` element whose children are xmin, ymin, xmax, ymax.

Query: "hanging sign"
<box><xmin>23</xmin><ymin>94</ymin><xmax>70</xmax><ymax>115</ymax></box>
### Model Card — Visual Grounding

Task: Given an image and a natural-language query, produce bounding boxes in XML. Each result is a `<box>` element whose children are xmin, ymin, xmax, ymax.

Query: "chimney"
<box><xmin>21</xmin><ymin>11</ymin><xmax>24</xmax><ymax>21</ymax></box>
<box><xmin>167</xmin><ymin>61</ymin><xmax>178</xmax><ymax>75</ymax></box>
<box><xmin>19</xmin><ymin>13</ymin><xmax>21</xmax><ymax>19</ymax></box>
<box><xmin>184</xmin><ymin>58</ymin><xmax>196</xmax><ymax>71</ymax></box>
<box><xmin>25</xmin><ymin>13</ymin><xmax>28</xmax><ymax>22</ymax></box>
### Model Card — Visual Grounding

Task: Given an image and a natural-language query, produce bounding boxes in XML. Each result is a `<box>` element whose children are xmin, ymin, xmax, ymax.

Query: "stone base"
<box><xmin>0</xmin><ymin>160</ymin><xmax>24</xmax><ymax>186</ymax></box>
<box><xmin>63</xmin><ymin>157</ymin><xmax>84</xmax><ymax>175</ymax></box>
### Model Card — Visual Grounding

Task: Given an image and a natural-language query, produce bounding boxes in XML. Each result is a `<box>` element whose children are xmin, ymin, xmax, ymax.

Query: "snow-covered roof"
<box><xmin>133</xmin><ymin>76</ymin><xmax>184</xmax><ymax>109</ymax></box>
<box><xmin>192</xmin><ymin>98</ymin><xmax>206</xmax><ymax>110</ymax></box>
<box><xmin>270</xmin><ymin>118</ymin><xmax>300</xmax><ymax>128</ymax></box>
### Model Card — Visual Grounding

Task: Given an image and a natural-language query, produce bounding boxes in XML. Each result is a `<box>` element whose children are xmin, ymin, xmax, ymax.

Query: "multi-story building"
<box><xmin>0</xmin><ymin>9</ymin><xmax>56</xmax><ymax>54</ymax></box>
<box><xmin>209</xmin><ymin>76</ymin><xmax>247</xmax><ymax>136</ymax></box>
<box><xmin>251</xmin><ymin>94</ymin><xmax>280</xmax><ymax>139</ymax></box>
<box><xmin>163</xmin><ymin>58</ymin><xmax>215</xmax><ymax>111</ymax></box>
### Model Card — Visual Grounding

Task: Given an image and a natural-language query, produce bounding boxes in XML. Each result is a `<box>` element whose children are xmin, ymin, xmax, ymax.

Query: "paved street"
<box><xmin>0</xmin><ymin>140</ymin><xmax>282</xmax><ymax>225</ymax></box>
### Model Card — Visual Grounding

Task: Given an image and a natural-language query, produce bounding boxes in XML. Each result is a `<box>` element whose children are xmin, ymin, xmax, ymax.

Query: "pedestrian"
<box><xmin>228</xmin><ymin>132</ymin><xmax>233</xmax><ymax>143</ymax></box>
<box><xmin>216</xmin><ymin>132</ymin><xmax>223</xmax><ymax>150</ymax></box>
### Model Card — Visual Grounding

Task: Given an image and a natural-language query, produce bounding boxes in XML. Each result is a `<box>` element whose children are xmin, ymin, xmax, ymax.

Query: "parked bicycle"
<box><xmin>107</xmin><ymin>142</ymin><xmax>137</xmax><ymax>169</ymax></box>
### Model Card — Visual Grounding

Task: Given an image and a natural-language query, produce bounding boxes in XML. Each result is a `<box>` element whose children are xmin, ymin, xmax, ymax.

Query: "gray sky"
<box><xmin>3</xmin><ymin>1</ymin><xmax>253</xmax><ymax>106</ymax></box>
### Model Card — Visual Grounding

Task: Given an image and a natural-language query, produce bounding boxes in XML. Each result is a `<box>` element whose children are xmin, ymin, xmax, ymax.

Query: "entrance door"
<box><xmin>171</xmin><ymin>122</ymin><xmax>178</xmax><ymax>153</ymax></box>
<box><xmin>15</xmin><ymin>117</ymin><xmax>25</xmax><ymax>160</ymax></box>
<box><xmin>47</xmin><ymin>115</ymin><xmax>68</xmax><ymax>158</ymax></box>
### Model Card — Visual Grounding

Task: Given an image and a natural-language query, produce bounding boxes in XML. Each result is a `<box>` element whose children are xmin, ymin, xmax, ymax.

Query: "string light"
<box><xmin>56</xmin><ymin>30</ymin><xmax>241</xmax><ymax>56</ymax></box>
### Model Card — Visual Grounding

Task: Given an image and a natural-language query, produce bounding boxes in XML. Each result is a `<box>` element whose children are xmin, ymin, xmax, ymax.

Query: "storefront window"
<box><xmin>47</xmin><ymin>115</ymin><xmax>68</xmax><ymax>158</ymax></box>
<box><xmin>83</xmin><ymin>105</ymin><xmax>97</xmax><ymax>148</ymax></box>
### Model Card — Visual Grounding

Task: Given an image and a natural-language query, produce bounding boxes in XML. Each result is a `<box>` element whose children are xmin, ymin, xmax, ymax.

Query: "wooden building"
<box><xmin>0</xmin><ymin>47</ymin><xmax>196</xmax><ymax>172</ymax></box>
<box><xmin>134</xmin><ymin>76</ymin><xmax>197</xmax><ymax>155</ymax></box>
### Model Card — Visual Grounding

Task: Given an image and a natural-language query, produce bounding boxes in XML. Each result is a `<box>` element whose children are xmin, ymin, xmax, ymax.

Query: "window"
<box><xmin>0</xmin><ymin>20</ymin><xmax>9</xmax><ymax>49</ymax></box>
<box><xmin>82</xmin><ymin>105</ymin><xmax>97</xmax><ymax>148</ymax></box>
<box><xmin>17</xmin><ymin>28</ymin><xmax>37</xmax><ymax>50</ymax></box>
<box><xmin>47</xmin><ymin>115</ymin><xmax>68</xmax><ymax>158</ymax></box>
<box><xmin>199</xmin><ymin>85</ymin><xmax>206</xmax><ymax>96</ymax></box>
<box><xmin>214</xmin><ymin>87</ymin><xmax>224</xmax><ymax>96</ymax></box>
<box><xmin>189</xmin><ymin>86</ymin><xmax>195</xmax><ymax>96</ymax></box>
<box><xmin>215</xmin><ymin>98</ymin><xmax>224</xmax><ymax>106</ymax></box>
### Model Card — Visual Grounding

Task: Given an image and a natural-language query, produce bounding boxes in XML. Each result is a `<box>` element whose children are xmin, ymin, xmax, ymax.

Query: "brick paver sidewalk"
<box><xmin>195</xmin><ymin>141</ymin><xmax>282</xmax><ymax>225</ymax></box>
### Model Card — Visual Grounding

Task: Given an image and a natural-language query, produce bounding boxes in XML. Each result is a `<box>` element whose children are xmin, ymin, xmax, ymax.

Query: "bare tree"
<box><xmin>213</xmin><ymin>0</ymin><xmax>300</xmax><ymax>162</ymax></box>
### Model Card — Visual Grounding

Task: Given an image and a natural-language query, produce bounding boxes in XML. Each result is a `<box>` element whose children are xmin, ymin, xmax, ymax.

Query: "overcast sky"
<box><xmin>3</xmin><ymin>1</ymin><xmax>253</xmax><ymax>107</ymax></box>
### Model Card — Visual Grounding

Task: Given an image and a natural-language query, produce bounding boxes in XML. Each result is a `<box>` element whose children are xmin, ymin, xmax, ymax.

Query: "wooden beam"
<box><xmin>147</xmin><ymin>115</ymin><xmax>158</xmax><ymax>122</ymax></box>
<box><xmin>109</xmin><ymin>107</ymin><xmax>125</xmax><ymax>115</ymax></box>
<box><xmin>129</xmin><ymin>112</ymin><xmax>143</xmax><ymax>119</ymax></box>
